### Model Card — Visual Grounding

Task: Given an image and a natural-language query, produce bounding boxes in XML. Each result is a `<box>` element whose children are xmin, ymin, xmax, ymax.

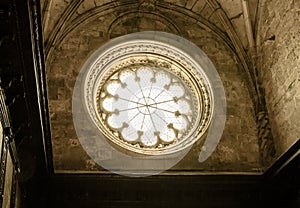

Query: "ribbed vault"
<box><xmin>40</xmin><ymin>0</ymin><xmax>278</xmax><ymax>173</ymax></box>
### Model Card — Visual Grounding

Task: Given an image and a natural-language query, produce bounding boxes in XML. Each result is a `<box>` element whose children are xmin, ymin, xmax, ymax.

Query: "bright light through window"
<box><xmin>100</xmin><ymin>67</ymin><xmax>194</xmax><ymax>147</ymax></box>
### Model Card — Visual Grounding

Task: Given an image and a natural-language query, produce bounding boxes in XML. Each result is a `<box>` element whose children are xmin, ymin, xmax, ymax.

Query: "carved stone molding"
<box><xmin>257</xmin><ymin>111</ymin><xmax>276</xmax><ymax>166</ymax></box>
<box><xmin>71</xmin><ymin>31</ymin><xmax>226</xmax><ymax>176</ymax></box>
<box><xmin>82</xmin><ymin>34</ymin><xmax>213</xmax><ymax>155</ymax></box>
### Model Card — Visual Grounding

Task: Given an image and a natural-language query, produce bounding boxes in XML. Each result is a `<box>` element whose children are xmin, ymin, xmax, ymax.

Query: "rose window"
<box><xmin>81</xmin><ymin>33</ymin><xmax>214</xmax><ymax>156</ymax></box>
<box><xmin>99</xmin><ymin>66</ymin><xmax>195</xmax><ymax>148</ymax></box>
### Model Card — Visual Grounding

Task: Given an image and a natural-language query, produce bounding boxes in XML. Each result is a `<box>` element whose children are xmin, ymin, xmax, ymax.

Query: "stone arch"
<box><xmin>107</xmin><ymin>11</ymin><xmax>184</xmax><ymax>38</ymax></box>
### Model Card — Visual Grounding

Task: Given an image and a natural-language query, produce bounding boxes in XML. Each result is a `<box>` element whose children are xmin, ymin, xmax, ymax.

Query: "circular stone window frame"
<box><xmin>95</xmin><ymin>55</ymin><xmax>203</xmax><ymax>154</ymax></box>
<box><xmin>72</xmin><ymin>31</ymin><xmax>226</xmax><ymax>176</ymax></box>
<box><xmin>89</xmin><ymin>45</ymin><xmax>212</xmax><ymax>156</ymax></box>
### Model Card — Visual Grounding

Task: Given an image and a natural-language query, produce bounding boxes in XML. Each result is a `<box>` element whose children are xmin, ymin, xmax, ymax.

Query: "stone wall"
<box><xmin>257</xmin><ymin>0</ymin><xmax>300</xmax><ymax>156</ymax></box>
<box><xmin>46</xmin><ymin>2</ymin><xmax>261</xmax><ymax>172</ymax></box>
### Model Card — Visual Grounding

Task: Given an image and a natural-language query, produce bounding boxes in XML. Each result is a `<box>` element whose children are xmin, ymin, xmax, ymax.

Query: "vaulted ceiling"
<box><xmin>1</xmin><ymin>0</ymin><xmax>298</xmax><ymax>176</ymax></box>
<box><xmin>1</xmin><ymin>0</ymin><xmax>299</xmax><ymax>207</ymax></box>
<box><xmin>39</xmin><ymin>0</ymin><xmax>274</xmax><ymax>174</ymax></box>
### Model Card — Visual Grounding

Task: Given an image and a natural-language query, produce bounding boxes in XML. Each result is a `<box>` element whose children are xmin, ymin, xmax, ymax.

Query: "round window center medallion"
<box><xmin>136</xmin><ymin>97</ymin><xmax>157</xmax><ymax>115</ymax></box>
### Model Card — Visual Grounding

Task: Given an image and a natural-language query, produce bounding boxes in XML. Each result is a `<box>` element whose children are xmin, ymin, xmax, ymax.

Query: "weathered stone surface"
<box><xmin>46</xmin><ymin>2</ymin><xmax>260</xmax><ymax>173</ymax></box>
<box><xmin>257</xmin><ymin>0</ymin><xmax>300</xmax><ymax>156</ymax></box>
<box><xmin>217</xmin><ymin>0</ymin><xmax>249</xmax><ymax>48</ymax></box>
<box><xmin>192</xmin><ymin>1</ymin><xmax>206</xmax><ymax>13</ymax></box>
<box><xmin>219</xmin><ymin>0</ymin><xmax>243</xmax><ymax>20</ymax></box>
<box><xmin>42</xmin><ymin>0</ymin><xmax>71</xmax><ymax>41</ymax></box>
<box><xmin>231</xmin><ymin>15</ymin><xmax>248</xmax><ymax>49</ymax></box>
<box><xmin>47</xmin><ymin>4</ymin><xmax>259</xmax><ymax>171</ymax></box>
<box><xmin>185</xmin><ymin>0</ymin><xmax>198</xmax><ymax>9</ymax></box>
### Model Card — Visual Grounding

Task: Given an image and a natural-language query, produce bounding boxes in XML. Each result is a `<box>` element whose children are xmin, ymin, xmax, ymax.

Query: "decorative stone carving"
<box><xmin>257</xmin><ymin>111</ymin><xmax>276</xmax><ymax>165</ymax></box>
<box><xmin>83</xmin><ymin>39</ymin><xmax>213</xmax><ymax>155</ymax></box>
<box><xmin>73</xmin><ymin>31</ymin><xmax>226</xmax><ymax>176</ymax></box>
